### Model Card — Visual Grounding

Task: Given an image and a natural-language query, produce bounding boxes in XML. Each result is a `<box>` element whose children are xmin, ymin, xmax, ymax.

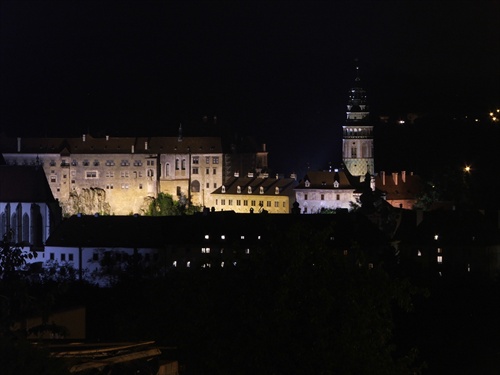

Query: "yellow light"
<box><xmin>490</xmin><ymin>112</ymin><xmax>494</xmax><ymax>116</ymax></box>
<box><xmin>464</xmin><ymin>166</ymin><xmax>471</xmax><ymax>173</ymax></box>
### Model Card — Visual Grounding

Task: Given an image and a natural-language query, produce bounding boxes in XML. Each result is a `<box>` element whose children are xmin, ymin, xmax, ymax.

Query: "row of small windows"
<box><xmin>7</xmin><ymin>158</ymin><xmax>154</xmax><ymax>167</ymax></box>
<box><xmin>215</xmin><ymin>199</ymin><xmax>285</xmax><ymax>208</ymax></box>
<box><xmin>203</xmin><ymin>234</ymin><xmax>261</xmax><ymax>240</ymax></box>
<box><xmin>221</xmin><ymin>186</ymin><xmax>281</xmax><ymax>194</ymax></box>
<box><xmin>49</xmin><ymin>253</ymin><xmax>74</xmax><ymax>262</ymax></box>
<box><xmin>303</xmin><ymin>193</ymin><xmax>341</xmax><ymax>200</ymax></box>
<box><xmin>192</xmin><ymin>156</ymin><xmax>219</xmax><ymax>165</ymax></box>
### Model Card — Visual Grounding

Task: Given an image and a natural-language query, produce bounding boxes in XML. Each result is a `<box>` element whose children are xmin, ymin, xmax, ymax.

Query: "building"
<box><xmin>374</xmin><ymin>170</ymin><xmax>422</xmax><ymax>209</ymax></box>
<box><xmin>294</xmin><ymin>169</ymin><xmax>363</xmax><ymax>213</ymax></box>
<box><xmin>342</xmin><ymin>66</ymin><xmax>374</xmax><ymax>179</ymax></box>
<box><xmin>0</xmin><ymin>133</ymin><xmax>268</xmax><ymax>215</ymax></box>
<box><xmin>30</xmin><ymin>212</ymin><xmax>390</xmax><ymax>285</ymax></box>
<box><xmin>0</xmin><ymin>165</ymin><xmax>61</xmax><ymax>247</ymax></box>
<box><xmin>210</xmin><ymin>172</ymin><xmax>297</xmax><ymax>213</ymax></box>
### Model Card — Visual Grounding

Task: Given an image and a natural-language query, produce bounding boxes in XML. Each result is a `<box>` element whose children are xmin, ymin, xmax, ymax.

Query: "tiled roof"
<box><xmin>0</xmin><ymin>166</ymin><xmax>56</xmax><ymax>202</ymax></box>
<box><xmin>46</xmin><ymin>211</ymin><xmax>388</xmax><ymax>248</ymax></box>
<box><xmin>374</xmin><ymin>172</ymin><xmax>422</xmax><ymax>200</ymax></box>
<box><xmin>0</xmin><ymin>135</ymin><xmax>223</xmax><ymax>154</ymax></box>
<box><xmin>295</xmin><ymin>169</ymin><xmax>361</xmax><ymax>190</ymax></box>
<box><xmin>212</xmin><ymin>176</ymin><xmax>297</xmax><ymax>196</ymax></box>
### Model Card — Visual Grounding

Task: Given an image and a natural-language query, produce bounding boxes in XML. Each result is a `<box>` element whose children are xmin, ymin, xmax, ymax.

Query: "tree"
<box><xmin>145</xmin><ymin>192</ymin><xmax>200</xmax><ymax>216</ymax></box>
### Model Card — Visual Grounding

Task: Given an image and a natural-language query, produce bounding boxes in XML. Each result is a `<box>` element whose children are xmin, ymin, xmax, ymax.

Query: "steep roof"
<box><xmin>295</xmin><ymin>169</ymin><xmax>361</xmax><ymax>191</ymax></box>
<box><xmin>212</xmin><ymin>175</ymin><xmax>297</xmax><ymax>196</ymax></box>
<box><xmin>0</xmin><ymin>166</ymin><xmax>56</xmax><ymax>203</ymax></box>
<box><xmin>374</xmin><ymin>172</ymin><xmax>422</xmax><ymax>201</ymax></box>
<box><xmin>45</xmin><ymin>211</ymin><xmax>389</xmax><ymax>249</ymax></box>
<box><xmin>0</xmin><ymin>135</ymin><xmax>223</xmax><ymax>155</ymax></box>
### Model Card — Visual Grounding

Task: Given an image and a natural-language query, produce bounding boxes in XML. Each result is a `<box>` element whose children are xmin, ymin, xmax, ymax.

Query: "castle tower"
<box><xmin>342</xmin><ymin>65</ymin><xmax>374</xmax><ymax>180</ymax></box>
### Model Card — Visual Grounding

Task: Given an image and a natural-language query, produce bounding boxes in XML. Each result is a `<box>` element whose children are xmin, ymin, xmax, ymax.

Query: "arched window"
<box><xmin>237</xmin><ymin>186</ymin><xmax>241</xmax><ymax>193</ymax></box>
<box><xmin>259</xmin><ymin>186</ymin><xmax>264</xmax><ymax>194</ymax></box>
<box><xmin>147</xmin><ymin>169</ymin><xmax>154</xmax><ymax>177</ymax></box>
<box><xmin>0</xmin><ymin>212</ymin><xmax>6</xmax><ymax>238</ymax></box>
<box><xmin>221</xmin><ymin>186</ymin><xmax>226</xmax><ymax>193</ymax></box>
<box><xmin>31</xmin><ymin>204</ymin><xmax>42</xmax><ymax>246</ymax></box>
<box><xmin>248</xmin><ymin>186</ymin><xmax>252</xmax><ymax>194</ymax></box>
<box><xmin>191</xmin><ymin>180</ymin><xmax>200</xmax><ymax>193</ymax></box>
<box><xmin>11</xmin><ymin>213</ymin><xmax>17</xmax><ymax>243</ymax></box>
<box><xmin>22</xmin><ymin>213</ymin><xmax>30</xmax><ymax>243</ymax></box>
<box><xmin>166</xmin><ymin>163</ymin><xmax>171</xmax><ymax>177</ymax></box>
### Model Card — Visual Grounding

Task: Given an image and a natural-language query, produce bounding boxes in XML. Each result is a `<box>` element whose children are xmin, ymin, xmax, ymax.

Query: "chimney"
<box><xmin>392</xmin><ymin>172</ymin><xmax>398</xmax><ymax>185</ymax></box>
<box><xmin>17</xmin><ymin>137</ymin><xmax>21</xmax><ymax>152</ymax></box>
<box><xmin>401</xmin><ymin>170</ymin><xmax>406</xmax><ymax>183</ymax></box>
<box><xmin>145</xmin><ymin>141</ymin><xmax>148</xmax><ymax>150</ymax></box>
<box><xmin>262</xmin><ymin>143</ymin><xmax>266</xmax><ymax>152</ymax></box>
<box><xmin>370</xmin><ymin>175</ymin><xmax>375</xmax><ymax>191</ymax></box>
<box><xmin>381</xmin><ymin>171</ymin><xmax>386</xmax><ymax>185</ymax></box>
<box><xmin>131</xmin><ymin>145</ymin><xmax>135</xmax><ymax>154</ymax></box>
<box><xmin>83</xmin><ymin>134</ymin><xmax>86</xmax><ymax>142</ymax></box>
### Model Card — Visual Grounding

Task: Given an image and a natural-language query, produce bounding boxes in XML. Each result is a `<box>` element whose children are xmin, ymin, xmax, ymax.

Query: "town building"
<box><xmin>0</xmin><ymin>165</ymin><xmax>61</xmax><ymax>248</ymax></box>
<box><xmin>374</xmin><ymin>170</ymin><xmax>422</xmax><ymax>209</ymax></box>
<box><xmin>211</xmin><ymin>172</ymin><xmax>297</xmax><ymax>213</ymax></box>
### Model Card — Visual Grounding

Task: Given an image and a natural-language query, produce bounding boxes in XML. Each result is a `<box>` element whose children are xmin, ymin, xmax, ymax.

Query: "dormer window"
<box><xmin>305</xmin><ymin>180</ymin><xmax>310</xmax><ymax>188</ymax></box>
<box><xmin>221</xmin><ymin>186</ymin><xmax>226</xmax><ymax>193</ymax></box>
<box><xmin>275</xmin><ymin>186</ymin><xmax>280</xmax><ymax>194</ymax></box>
<box><xmin>237</xmin><ymin>186</ymin><xmax>241</xmax><ymax>193</ymax></box>
<box><xmin>248</xmin><ymin>186</ymin><xmax>252</xmax><ymax>194</ymax></box>
<box><xmin>259</xmin><ymin>186</ymin><xmax>264</xmax><ymax>194</ymax></box>
<box><xmin>334</xmin><ymin>181</ymin><xmax>340</xmax><ymax>188</ymax></box>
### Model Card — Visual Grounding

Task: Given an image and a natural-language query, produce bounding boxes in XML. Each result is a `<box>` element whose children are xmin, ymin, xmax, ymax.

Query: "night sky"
<box><xmin>1</xmin><ymin>1</ymin><xmax>499</xmax><ymax>175</ymax></box>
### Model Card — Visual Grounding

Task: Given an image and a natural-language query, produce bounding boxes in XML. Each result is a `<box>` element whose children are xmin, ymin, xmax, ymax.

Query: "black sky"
<box><xmin>1</xmin><ymin>1</ymin><xmax>499</xmax><ymax>174</ymax></box>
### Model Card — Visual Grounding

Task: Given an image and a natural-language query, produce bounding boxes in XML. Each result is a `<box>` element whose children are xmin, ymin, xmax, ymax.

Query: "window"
<box><xmin>259</xmin><ymin>200</ymin><xmax>263</xmax><ymax>206</ymax></box>
<box><xmin>93</xmin><ymin>160</ymin><xmax>100</xmax><ymax>166</ymax></box>
<box><xmin>321</xmin><ymin>194</ymin><xmax>324</xmax><ymax>200</ymax></box>
<box><xmin>139</xmin><ymin>184</ymin><xmax>143</xmax><ymax>189</ymax></box>
<box><xmin>237</xmin><ymin>186</ymin><xmax>241</xmax><ymax>193</ymax></box>
<box><xmin>134</xmin><ymin>160</ymin><xmax>143</xmax><ymax>166</ymax></box>
<box><xmin>213</xmin><ymin>168</ymin><xmax>216</xmax><ymax>175</ymax></box>
<box><xmin>228</xmin><ymin>199</ymin><xmax>233</xmax><ymax>205</ymax></box>
<box><xmin>50</xmin><ymin>253</ymin><xmax>55</xmax><ymax>260</ymax></box>
<box><xmin>181</xmin><ymin>159</ymin><xmax>186</xmax><ymax>170</ymax></box>
<box><xmin>259</xmin><ymin>186</ymin><xmax>264</xmax><ymax>194</ymax></box>
<box><xmin>147</xmin><ymin>169</ymin><xmax>154</xmax><ymax>177</ymax></box>
<box><xmin>336</xmin><ymin>194</ymin><xmax>340</xmax><ymax>200</ymax></box>
<box><xmin>213</xmin><ymin>183</ymin><xmax>217</xmax><ymax>188</ymax></box>
<box><xmin>304</xmin><ymin>194</ymin><xmax>308</xmax><ymax>200</ymax></box>
<box><xmin>248</xmin><ymin>186</ymin><xmax>252</xmax><ymax>194</ymax></box>
<box><xmin>266</xmin><ymin>201</ymin><xmax>271</xmax><ymax>207</ymax></box>
<box><xmin>275</xmin><ymin>201</ymin><xmax>279</xmax><ymax>207</ymax></box>
<box><xmin>192</xmin><ymin>156</ymin><xmax>199</xmax><ymax>164</ymax></box>
<box><xmin>221</xmin><ymin>199</ymin><xmax>225</xmax><ymax>205</ymax></box>
<box><xmin>61</xmin><ymin>253</ymin><xmax>66</xmax><ymax>261</ymax></box>
<box><xmin>121</xmin><ymin>160</ymin><xmax>130</xmax><ymax>166</ymax></box>
<box><xmin>193</xmin><ymin>167</ymin><xmax>199</xmax><ymax>174</ymax></box>
<box><xmin>175</xmin><ymin>159</ymin><xmax>180</xmax><ymax>170</ymax></box>
<box><xmin>176</xmin><ymin>186</ymin><xmax>181</xmax><ymax>196</ymax></box>
<box><xmin>206</xmin><ymin>182</ymin><xmax>210</xmax><ymax>188</ymax></box>
<box><xmin>201</xmin><ymin>247</ymin><xmax>210</xmax><ymax>253</ymax></box>
<box><xmin>106</xmin><ymin>171</ymin><xmax>114</xmax><ymax>178</ymax></box>
<box><xmin>93</xmin><ymin>253</ymin><xmax>99</xmax><ymax>261</ymax></box>
<box><xmin>334</xmin><ymin>181</ymin><xmax>340</xmax><ymax>188</ymax></box>
<box><xmin>206</xmin><ymin>168</ymin><xmax>210</xmax><ymax>174</ymax></box>
<box><xmin>275</xmin><ymin>187</ymin><xmax>280</xmax><ymax>194</ymax></box>
<box><xmin>304</xmin><ymin>207</ymin><xmax>308</xmax><ymax>213</ymax></box>
<box><xmin>251</xmin><ymin>200</ymin><xmax>256</xmax><ymax>206</ymax></box>
<box><xmin>243</xmin><ymin>200</ymin><xmax>248</xmax><ymax>206</ymax></box>
<box><xmin>221</xmin><ymin>186</ymin><xmax>226</xmax><ymax>193</ymax></box>
<box><xmin>236</xmin><ymin>200</ymin><xmax>241</xmax><ymax>206</ymax></box>
<box><xmin>147</xmin><ymin>160</ymin><xmax>155</xmax><ymax>166</ymax></box>
<box><xmin>85</xmin><ymin>171</ymin><xmax>98</xmax><ymax>179</ymax></box>
<box><xmin>106</xmin><ymin>160</ymin><xmax>115</xmax><ymax>166</ymax></box>
<box><xmin>50</xmin><ymin>175</ymin><xmax>57</xmax><ymax>183</ymax></box>
<box><xmin>206</xmin><ymin>156</ymin><xmax>210</xmax><ymax>164</ymax></box>
<box><xmin>68</xmin><ymin>253</ymin><xmax>74</xmax><ymax>261</ymax></box>
<box><xmin>83</xmin><ymin>160</ymin><xmax>89</xmax><ymax>166</ymax></box>
<box><xmin>121</xmin><ymin>171</ymin><xmax>129</xmax><ymax>178</ymax></box>
<box><xmin>351</xmin><ymin>146</ymin><xmax>357</xmax><ymax>157</ymax></box>
<box><xmin>166</xmin><ymin>163</ymin><xmax>171</xmax><ymax>176</ymax></box>
<box><xmin>191</xmin><ymin>180</ymin><xmax>200</xmax><ymax>192</ymax></box>
<box><xmin>437</xmin><ymin>256</ymin><xmax>443</xmax><ymax>263</ymax></box>
<box><xmin>212</xmin><ymin>156</ymin><xmax>219</xmax><ymax>164</ymax></box>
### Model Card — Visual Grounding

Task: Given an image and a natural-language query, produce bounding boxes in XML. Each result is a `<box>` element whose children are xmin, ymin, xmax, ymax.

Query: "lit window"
<box><xmin>187</xmin><ymin>261</ymin><xmax>191</xmax><ymax>268</ymax></box>
<box><xmin>275</xmin><ymin>201</ymin><xmax>279</xmax><ymax>207</ymax></box>
<box><xmin>275</xmin><ymin>186</ymin><xmax>280</xmax><ymax>194</ymax></box>
<box><xmin>334</xmin><ymin>181</ymin><xmax>339</xmax><ymax>188</ymax></box>
<box><xmin>201</xmin><ymin>248</ymin><xmax>210</xmax><ymax>253</ymax></box>
<box><xmin>241</xmin><ymin>235</ymin><xmax>245</xmax><ymax>240</ymax></box>
<box><xmin>213</xmin><ymin>157</ymin><xmax>219</xmax><ymax>164</ymax></box>
<box><xmin>257</xmin><ymin>235</ymin><xmax>261</xmax><ymax>240</ymax></box>
<box><xmin>343</xmin><ymin>250</ymin><xmax>348</xmax><ymax>256</ymax></box>
<box><xmin>248</xmin><ymin>186</ymin><xmax>252</xmax><ymax>194</ymax></box>
<box><xmin>260</xmin><ymin>186</ymin><xmax>264</xmax><ymax>194</ymax></box>
<box><xmin>437</xmin><ymin>256</ymin><xmax>443</xmax><ymax>263</ymax></box>
<box><xmin>221</xmin><ymin>261</ymin><xmax>225</xmax><ymax>268</ymax></box>
<box><xmin>434</xmin><ymin>234</ymin><xmax>439</xmax><ymax>240</ymax></box>
<box><xmin>221</xmin><ymin>199</ymin><xmax>225</xmax><ymax>205</ymax></box>
<box><xmin>173</xmin><ymin>260</ymin><xmax>177</xmax><ymax>267</ymax></box>
<box><xmin>85</xmin><ymin>171</ymin><xmax>98</xmax><ymax>179</ymax></box>
<box><xmin>245</xmin><ymin>248</ymin><xmax>250</xmax><ymax>254</ymax></box>
<box><xmin>266</xmin><ymin>201</ymin><xmax>271</xmax><ymax>207</ymax></box>
<box><xmin>417</xmin><ymin>250</ymin><xmax>422</xmax><ymax>257</ymax></box>
<box><xmin>181</xmin><ymin>159</ymin><xmax>186</xmax><ymax>170</ymax></box>
<box><xmin>192</xmin><ymin>156</ymin><xmax>199</xmax><ymax>164</ymax></box>
<box><xmin>251</xmin><ymin>200</ymin><xmax>256</xmax><ymax>206</ymax></box>
<box><xmin>437</xmin><ymin>248</ymin><xmax>442</xmax><ymax>254</ymax></box>
<box><xmin>237</xmin><ymin>186</ymin><xmax>241</xmax><ymax>193</ymax></box>
<box><xmin>205</xmin><ymin>234</ymin><xmax>209</xmax><ymax>239</ymax></box>
<box><xmin>193</xmin><ymin>167</ymin><xmax>199</xmax><ymax>174</ymax></box>
<box><xmin>243</xmin><ymin>200</ymin><xmax>248</xmax><ymax>206</ymax></box>
<box><xmin>237</xmin><ymin>200</ymin><xmax>241</xmax><ymax>206</ymax></box>
<box><xmin>221</xmin><ymin>186</ymin><xmax>226</xmax><ymax>193</ymax></box>
<box><xmin>206</xmin><ymin>156</ymin><xmax>210</xmax><ymax>164</ymax></box>
<box><xmin>221</xmin><ymin>235</ymin><xmax>225</xmax><ymax>240</ymax></box>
